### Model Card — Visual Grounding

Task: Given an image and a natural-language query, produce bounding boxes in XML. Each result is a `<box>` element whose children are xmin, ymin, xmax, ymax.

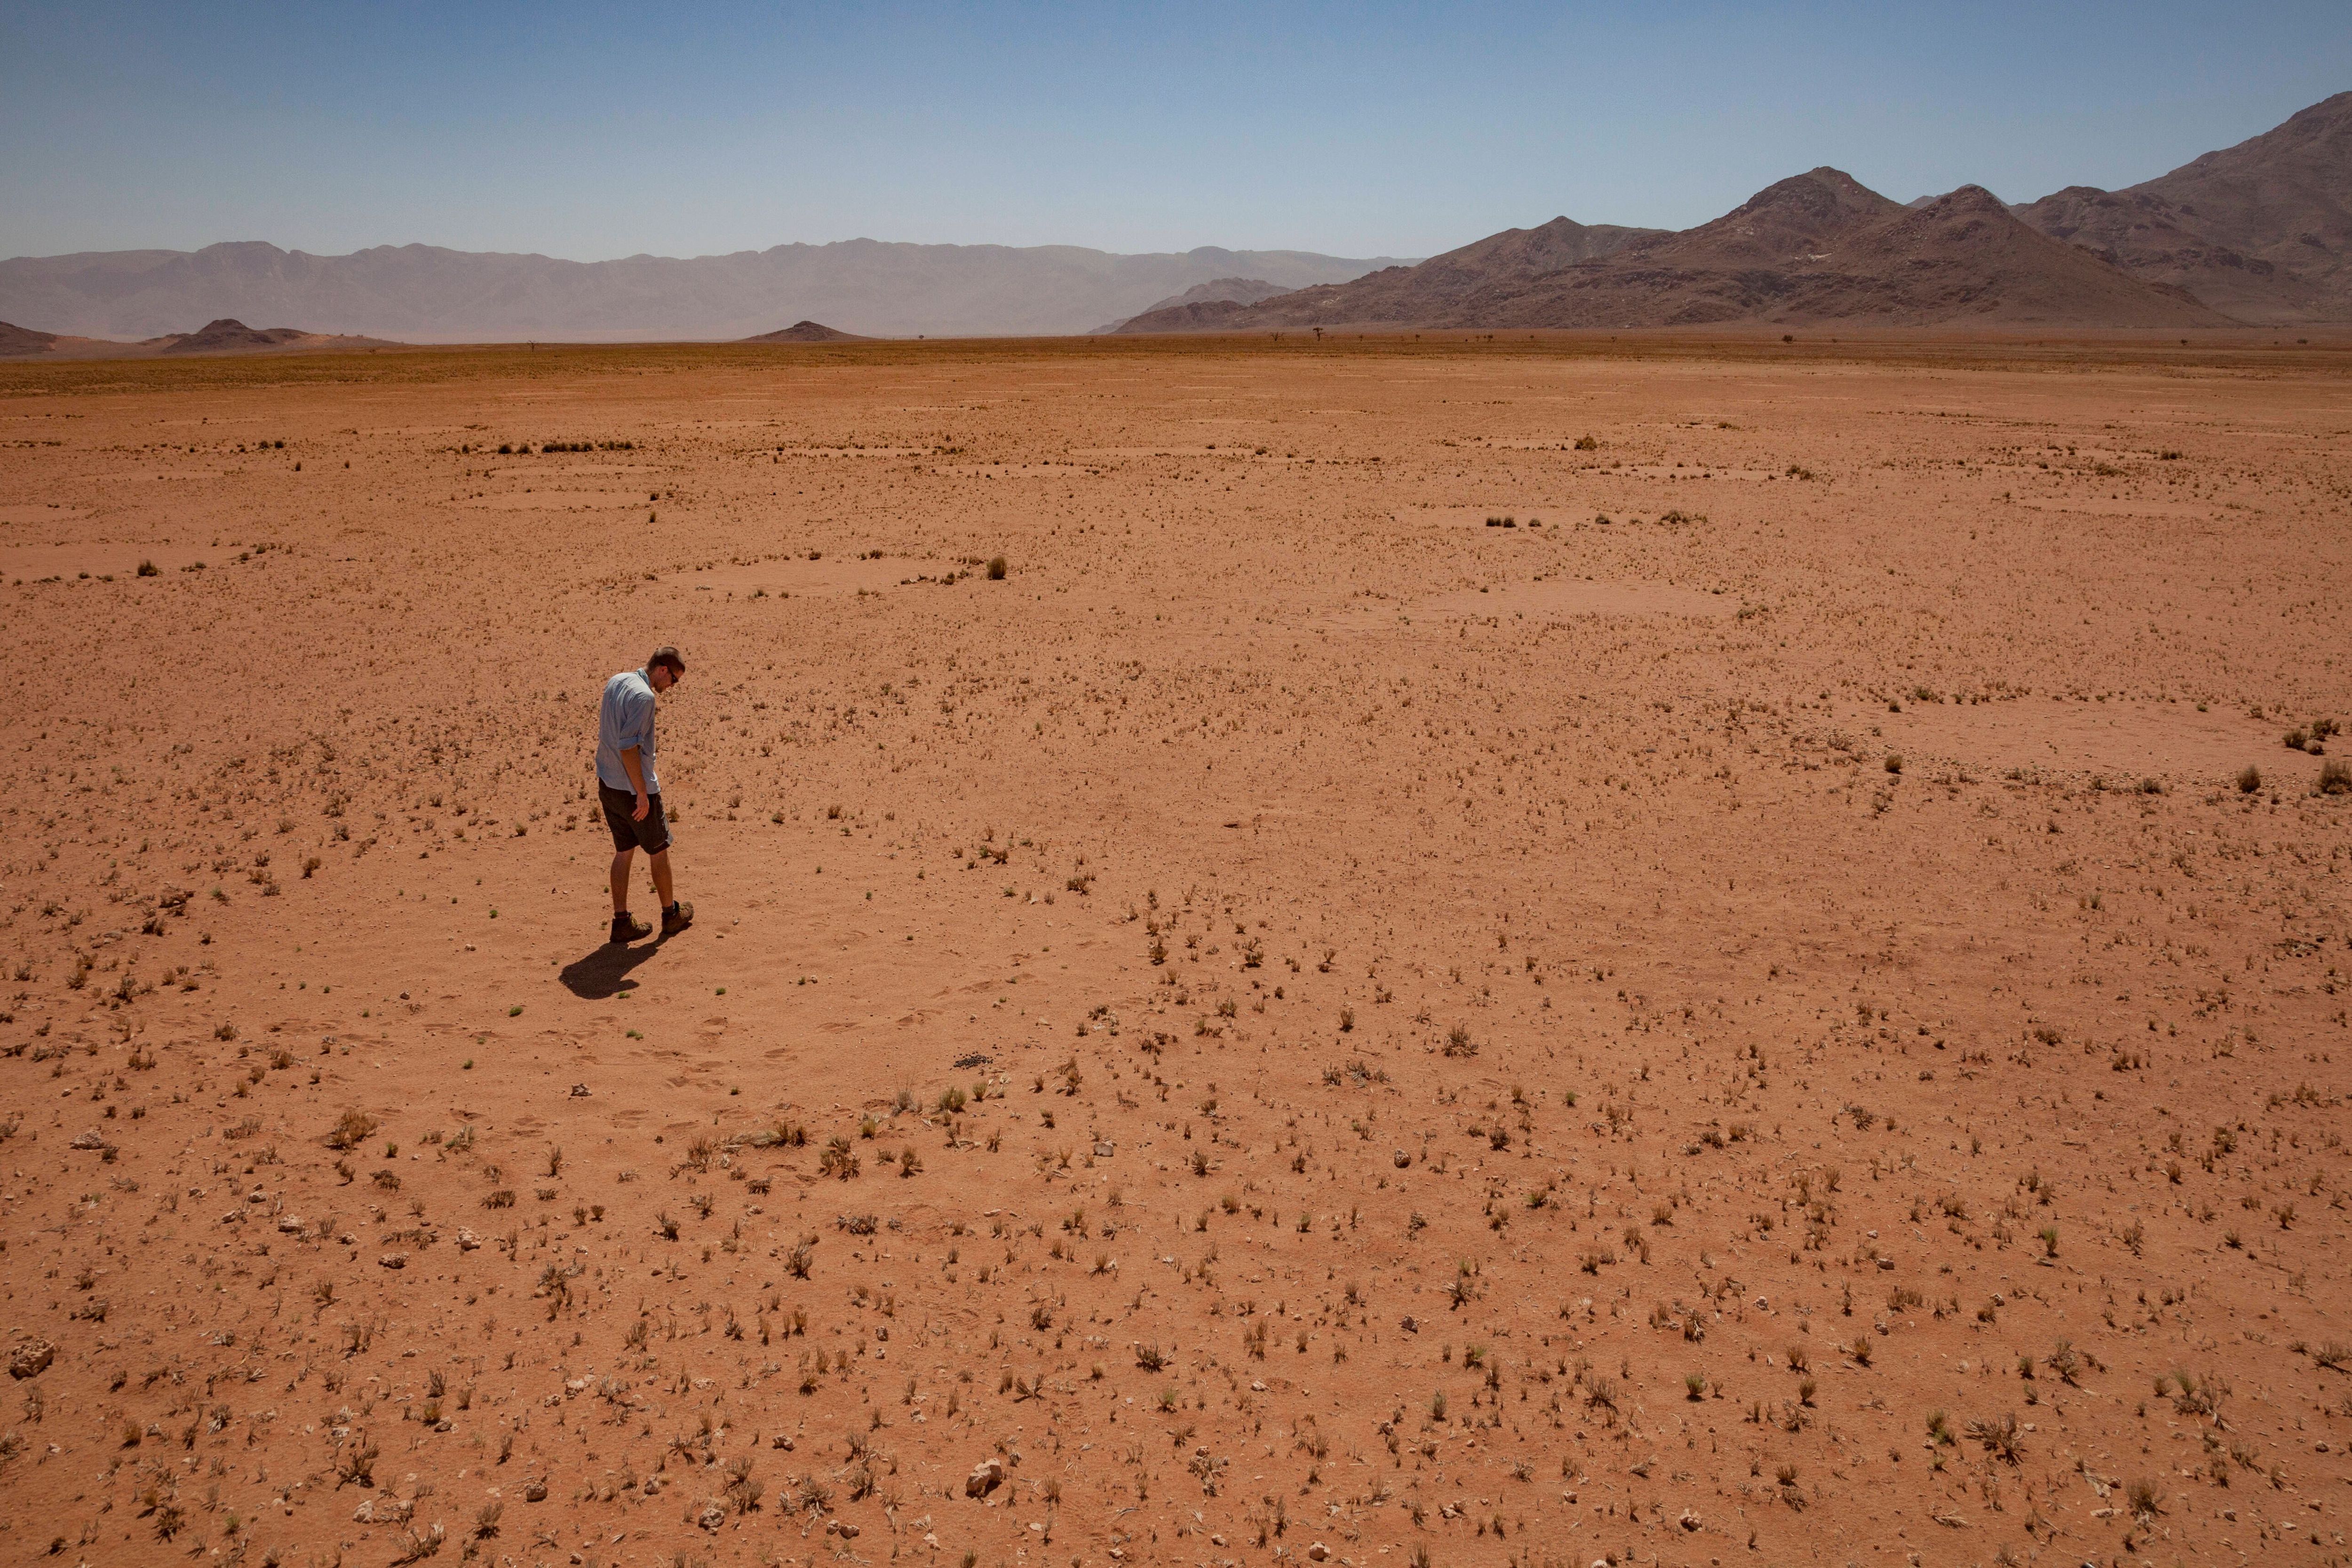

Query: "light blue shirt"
<box><xmin>596</xmin><ymin>669</ymin><xmax>659</xmax><ymax>794</ymax></box>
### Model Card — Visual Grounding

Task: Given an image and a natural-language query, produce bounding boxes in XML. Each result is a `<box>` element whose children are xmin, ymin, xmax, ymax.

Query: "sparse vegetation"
<box><xmin>4</xmin><ymin>334</ymin><xmax>2339</xmax><ymax>1554</ymax></box>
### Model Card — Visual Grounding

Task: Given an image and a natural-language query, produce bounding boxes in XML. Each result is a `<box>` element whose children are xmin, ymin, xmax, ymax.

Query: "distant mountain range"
<box><xmin>1122</xmin><ymin>168</ymin><xmax>2236</xmax><ymax>332</ymax></box>
<box><xmin>0</xmin><ymin>241</ymin><xmax>1411</xmax><ymax>344</ymax></box>
<box><xmin>1</xmin><ymin>92</ymin><xmax>2343</xmax><ymax>345</ymax></box>
<box><xmin>1117</xmin><ymin>92</ymin><xmax>2349</xmax><ymax>334</ymax></box>
<box><xmin>2012</xmin><ymin>90</ymin><xmax>2352</xmax><ymax>324</ymax></box>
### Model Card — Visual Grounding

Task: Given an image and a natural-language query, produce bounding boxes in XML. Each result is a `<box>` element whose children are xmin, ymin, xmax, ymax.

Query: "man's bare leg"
<box><xmin>610</xmin><ymin>849</ymin><xmax>635</xmax><ymax>913</ymax></box>
<box><xmin>647</xmin><ymin>848</ymin><xmax>675</xmax><ymax>911</ymax></box>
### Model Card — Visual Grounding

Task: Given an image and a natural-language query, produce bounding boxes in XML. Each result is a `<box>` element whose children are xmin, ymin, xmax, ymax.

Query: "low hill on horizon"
<box><xmin>741</xmin><ymin>320</ymin><xmax>871</xmax><ymax>343</ymax></box>
<box><xmin>0</xmin><ymin>320</ymin><xmax>56</xmax><ymax>356</ymax></box>
<box><xmin>155</xmin><ymin>318</ymin><xmax>316</xmax><ymax>353</ymax></box>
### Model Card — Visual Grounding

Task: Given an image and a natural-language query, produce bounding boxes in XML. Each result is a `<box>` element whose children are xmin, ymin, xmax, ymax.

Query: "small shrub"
<box><xmin>2320</xmin><ymin>757</ymin><xmax>2352</xmax><ymax>796</ymax></box>
<box><xmin>985</xmin><ymin>556</ymin><xmax>1008</xmax><ymax>581</ymax></box>
<box><xmin>819</xmin><ymin>1136</ymin><xmax>859</xmax><ymax>1180</ymax></box>
<box><xmin>2237</xmin><ymin>764</ymin><xmax>2263</xmax><ymax>794</ymax></box>
<box><xmin>335</xmin><ymin>1433</ymin><xmax>379</xmax><ymax>1487</ymax></box>
<box><xmin>325</xmin><ymin>1109</ymin><xmax>378</xmax><ymax>1151</ymax></box>
<box><xmin>2168</xmin><ymin>1369</ymin><xmax>2228</xmax><ymax>1421</ymax></box>
<box><xmin>1967</xmin><ymin>1411</ymin><xmax>2023</xmax><ymax>1464</ymax></box>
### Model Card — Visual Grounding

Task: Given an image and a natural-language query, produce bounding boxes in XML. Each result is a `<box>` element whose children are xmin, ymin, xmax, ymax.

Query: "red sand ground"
<box><xmin>0</xmin><ymin>335</ymin><xmax>2347</xmax><ymax>1568</ymax></box>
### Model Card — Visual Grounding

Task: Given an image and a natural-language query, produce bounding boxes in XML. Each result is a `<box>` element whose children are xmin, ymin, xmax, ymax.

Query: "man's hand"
<box><xmin>619</xmin><ymin>746</ymin><xmax>652</xmax><ymax>821</ymax></box>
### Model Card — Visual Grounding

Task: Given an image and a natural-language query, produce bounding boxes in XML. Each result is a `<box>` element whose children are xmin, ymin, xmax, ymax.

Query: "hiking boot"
<box><xmin>610</xmin><ymin>910</ymin><xmax>652</xmax><ymax>945</ymax></box>
<box><xmin>660</xmin><ymin>899</ymin><xmax>695</xmax><ymax>937</ymax></box>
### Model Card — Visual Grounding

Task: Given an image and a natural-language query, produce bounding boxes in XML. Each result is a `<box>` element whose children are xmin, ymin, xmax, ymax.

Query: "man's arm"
<box><xmin>619</xmin><ymin>746</ymin><xmax>651</xmax><ymax>821</ymax></box>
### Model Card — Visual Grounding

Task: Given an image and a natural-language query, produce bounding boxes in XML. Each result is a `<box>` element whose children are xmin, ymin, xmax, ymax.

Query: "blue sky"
<box><xmin>3</xmin><ymin>1</ymin><xmax>2345</xmax><ymax>261</ymax></box>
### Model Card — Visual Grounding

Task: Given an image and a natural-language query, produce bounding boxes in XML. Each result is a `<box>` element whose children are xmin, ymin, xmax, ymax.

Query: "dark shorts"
<box><xmin>599</xmin><ymin>783</ymin><xmax>672</xmax><ymax>855</ymax></box>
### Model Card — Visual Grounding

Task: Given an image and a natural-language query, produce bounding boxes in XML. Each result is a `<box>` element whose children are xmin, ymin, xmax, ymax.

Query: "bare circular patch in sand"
<box><xmin>1421</xmin><ymin>576</ymin><xmax>1737</xmax><ymax>620</ymax></box>
<box><xmin>1396</xmin><ymin>506</ymin><xmax>1570</xmax><ymax>531</ymax></box>
<box><xmin>0</xmin><ymin>541</ymin><xmax>214</xmax><ymax>580</ymax></box>
<box><xmin>468</xmin><ymin>489</ymin><xmax>648</xmax><ymax>512</ymax></box>
<box><xmin>1325</xmin><ymin>574</ymin><xmax>1736</xmax><ymax>629</ymax></box>
<box><xmin>663</xmin><ymin>555</ymin><xmax>943</xmax><ymax>598</ymax></box>
<box><xmin>1878</xmin><ymin>699</ymin><xmax>2325</xmax><ymax>787</ymax></box>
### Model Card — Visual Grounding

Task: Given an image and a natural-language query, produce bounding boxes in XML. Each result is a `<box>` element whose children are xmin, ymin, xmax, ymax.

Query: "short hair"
<box><xmin>647</xmin><ymin>645</ymin><xmax>685</xmax><ymax>676</ymax></box>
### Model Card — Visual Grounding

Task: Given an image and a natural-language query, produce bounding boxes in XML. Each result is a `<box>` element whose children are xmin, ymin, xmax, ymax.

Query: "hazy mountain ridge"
<box><xmin>1118</xmin><ymin>216</ymin><xmax>1668</xmax><ymax>333</ymax></box>
<box><xmin>1088</xmin><ymin>277</ymin><xmax>1295</xmax><ymax>334</ymax></box>
<box><xmin>0</xmin><ymin>239</ymin><xmax>1413</xmax><ymax>342</ymax></box>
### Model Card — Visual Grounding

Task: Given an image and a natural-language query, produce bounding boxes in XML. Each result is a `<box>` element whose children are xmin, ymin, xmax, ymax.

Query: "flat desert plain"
<box><xmin>0</xmin><ymin>334</ymin><xmax>2347</xmax><ymax>1568</ymax></box>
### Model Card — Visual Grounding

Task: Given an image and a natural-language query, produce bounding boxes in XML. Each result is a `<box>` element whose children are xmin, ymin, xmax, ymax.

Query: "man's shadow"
<box><xmin>558</xmin><ymin>936</ymin><xmax>670</xmax><ymax>1000</ymax></box>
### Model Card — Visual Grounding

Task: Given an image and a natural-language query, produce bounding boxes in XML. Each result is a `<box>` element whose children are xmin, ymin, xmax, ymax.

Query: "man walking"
<box><xmin>597</xmin><ymin>645</ymin><xmax>693</xmax><ymax>944</ymax></box>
